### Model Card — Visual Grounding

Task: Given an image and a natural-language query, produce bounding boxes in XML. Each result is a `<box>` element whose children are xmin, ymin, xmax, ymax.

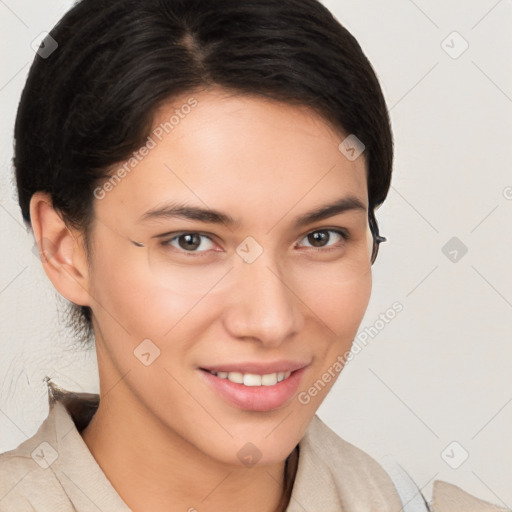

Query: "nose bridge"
<box><xmin>224</xmin><ymin>245</ymin><xmax>302</xmax><ymax>344</ymax></box>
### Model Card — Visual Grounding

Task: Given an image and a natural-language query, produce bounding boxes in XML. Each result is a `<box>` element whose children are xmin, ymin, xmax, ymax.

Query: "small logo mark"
<box><xmin>442</xmin><ymin>237</ymin><xmax>468</xmax><ymax>263</ymax></box>
<box><xmin>441</xmin><ymin>441</ymin><xmax>469</xmax><ymax>469</ymax></box>
<box><xmin>134</xmin><ymin>338</ymin><xmax>161</xmax><ymax>366</ymax></box>
<box><xmin>30</xmin><ymin>32</ymin><xmax>58</xmax><ymax>59</ymax></box>
<box><xmin>236</xmin><ymin>236</ymin><xmax>264</xmax><ymax>263</ymax></box>
<box><xmin>31</xmin><ymin>442</ymin><xmax>58</xmax><ymax>468</ymax></box>
<box><xmin>441</xmin><ymin>31</ymin><xmax>469</xmax><ymax>59</ymax></box>
<box><xmin>237</xmin><ymin>442</ymin><xmax>262</xmax><ymax>467</ymax></box>
<box><xmin>338</xmin><ymin>134</ymin><xmax>365</xmax><ymax>161</ymax></box>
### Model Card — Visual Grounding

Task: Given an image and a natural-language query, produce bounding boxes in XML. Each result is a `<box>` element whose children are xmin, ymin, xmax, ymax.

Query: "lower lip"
<box><xmin>199</xmin><ymin>368</ymin><xmax>307</xmax><ymax>412</ymax></box>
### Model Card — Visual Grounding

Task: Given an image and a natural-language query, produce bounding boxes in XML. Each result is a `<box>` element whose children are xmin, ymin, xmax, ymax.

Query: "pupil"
<box><xmin>309</xmin><ymin>231</ymin><xmax>328</xmax><ymax>247</ymax></box>
<box><xmin>179</xmin><ymin>234</ymin><xmax>200</xmax><ymax>250</ymax></box>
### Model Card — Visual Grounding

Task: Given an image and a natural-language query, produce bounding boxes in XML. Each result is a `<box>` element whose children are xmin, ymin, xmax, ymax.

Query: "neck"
<box><xmin>79</xmin><ymin>384</ymin><xmax>297</xmax><ymax>512</ymax></box>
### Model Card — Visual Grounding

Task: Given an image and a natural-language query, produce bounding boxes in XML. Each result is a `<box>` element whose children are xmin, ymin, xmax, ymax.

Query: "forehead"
<box><xmin>94</xmin><ymin>89</ymin><xmax>368</xmax><ymax>229</ymax></box>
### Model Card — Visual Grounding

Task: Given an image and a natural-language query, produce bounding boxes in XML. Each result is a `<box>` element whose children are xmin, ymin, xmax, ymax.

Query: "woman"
<box><xmin>0</xmin><ymin>0</ymin><xmax>506</xmax><ymax>510</ymax></box>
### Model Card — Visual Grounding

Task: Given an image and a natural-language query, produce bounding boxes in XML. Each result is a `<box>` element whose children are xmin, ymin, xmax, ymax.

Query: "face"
<box><xmin>86</xmin><ymin>88</ymin><xmax>373</xmax><ymax>467</ymax></box>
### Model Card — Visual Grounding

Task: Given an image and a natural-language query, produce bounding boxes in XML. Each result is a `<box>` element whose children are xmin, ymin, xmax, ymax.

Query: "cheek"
<box><xmin>87</xmin><ymin>249</ymin><xmax>227</xmax><ymax>356</ymax></box>
<box><xmin>295</xmin><ymin>271</ymin><xmax>372</xmax><ymax>394</ymax></box>
<box><xmin>87</xmin><ymin>248</ymin><xmax>173</xmax><ymax>340</ymax></box>
<box><xmin>298</xmin><ymin>268</ymin><xmax>372</xmax><ymax>339</ymax></box>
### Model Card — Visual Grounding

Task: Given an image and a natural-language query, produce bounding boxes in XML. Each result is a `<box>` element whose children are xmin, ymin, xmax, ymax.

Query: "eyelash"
<box><xmin>159</xmin><ymin>228</ymin><xmax>351</xmax><ymax>256</ymax></box>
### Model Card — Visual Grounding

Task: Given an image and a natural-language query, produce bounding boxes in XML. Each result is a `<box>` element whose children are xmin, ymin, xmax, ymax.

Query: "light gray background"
<box><xmin>1</xmin><ymin>0</ymin><xmax>511</xmax><ymax>506</ymax></box>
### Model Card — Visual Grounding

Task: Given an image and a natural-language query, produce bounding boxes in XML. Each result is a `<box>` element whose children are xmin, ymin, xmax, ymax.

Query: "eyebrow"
<box><xmin>138</xmin><ymin>195</ymin><xmax>366</xmax><ymax>230</ymax></box>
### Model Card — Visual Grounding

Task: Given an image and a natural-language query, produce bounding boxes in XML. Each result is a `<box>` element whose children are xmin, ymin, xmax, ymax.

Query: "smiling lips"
<box><xmin>200</xmin><ymin>361</ymin><xmax>309</xmax><ymax>411</ymax></box>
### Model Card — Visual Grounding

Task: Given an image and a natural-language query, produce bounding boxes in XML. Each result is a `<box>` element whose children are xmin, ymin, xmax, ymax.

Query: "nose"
<box><xmin>222</xmin><ymin>251</ymin><xmax>304</xmax><ymax>347</ymax></box>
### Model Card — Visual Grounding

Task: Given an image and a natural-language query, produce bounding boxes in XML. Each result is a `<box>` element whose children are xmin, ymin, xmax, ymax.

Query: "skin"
<box><xmin>30</xmin><ymin>87</ymin><xmax>373</xmax><ymax>512</ymax></box>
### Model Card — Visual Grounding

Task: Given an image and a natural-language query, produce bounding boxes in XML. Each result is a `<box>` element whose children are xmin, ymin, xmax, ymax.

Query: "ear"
<box><xmin>30</xmin><ymin>191</ymin><xmax>92</xmax><ymax>308</ymax></box>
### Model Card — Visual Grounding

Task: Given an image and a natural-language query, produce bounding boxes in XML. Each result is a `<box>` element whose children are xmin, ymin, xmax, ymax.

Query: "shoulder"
<box><xmin>302</xmin><ymin>417</ymin><xmax>509</xmax><ymax>512</ymax></box>
<box><xmin>294</xmin><ymin>414</ymin><xmax>406</xmax><ymax>510</ymax></box>
<box><xmin>305</xmin><ymin>414</ymin><xmax>392</xmax><ymax>474</ymax></box>
<box><xmin>0</xmin><ymin>447</ymin><xmax>36</xmax><ymax>510</ymax></box>
<box><xmin>0</xmin><ymin>399</ymin><xmax>78</xmax><ymax>512</ymax></box>
<box><xmin>431</xmin><ymin>480</ymin><xmax>511</xmax><ymax>512</ymax></box>
<box><xmin>0</xmin><ymin>437</ymin><xmax>72</xmax><ymax>511</ymax></box>
<box><xmin>303</xmin><ymin>416</ymin><xmax>431</xmax><ymax>511</ymax></box>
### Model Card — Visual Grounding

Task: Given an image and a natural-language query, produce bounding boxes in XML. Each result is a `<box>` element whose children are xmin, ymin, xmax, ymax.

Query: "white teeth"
<box><xmin>261</xmin><ymin>373</ymin><xmax>278</xmax><ymax>386</ymax></box>
<box><xmin>227</xmin><ymin>372</ymin><xmax>243</xmax><ymax>384</ymax></box>
<box><xmin>243</xmin><ymin>374</ymin><xmax>261</xmax><ymax>386</ymax></box>
<box><xmin>211</xmin><ymin>370</ymin><xmax>292</xmax><ymax>386</ymax></box>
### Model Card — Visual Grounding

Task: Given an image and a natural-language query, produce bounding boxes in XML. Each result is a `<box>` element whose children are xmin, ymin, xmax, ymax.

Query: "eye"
<box><xmin>162</xmin><ymin>232</ymin><xmax>216</xmax><ymax>254</ymax></box>
<box><xmin>159</xmin><ymin>228</ymin><xmax>350</xmax><ymax>256</ymax></box>
<box><xmin>297</xmin><ymin>229</ymin><xmax>349</xmax><ymax>250</ymax></box>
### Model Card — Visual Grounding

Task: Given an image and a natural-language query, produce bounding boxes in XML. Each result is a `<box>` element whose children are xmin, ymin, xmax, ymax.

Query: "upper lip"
<box><xmin>200</xmin><ymin>360</ymin><xmax>309</xmax><ymax>375</ymax></box>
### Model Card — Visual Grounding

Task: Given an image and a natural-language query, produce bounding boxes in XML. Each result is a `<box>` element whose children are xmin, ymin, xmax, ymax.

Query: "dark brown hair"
<box><xmin>14</xmin><ymin>0</ymin><xmax>393</xmax><ymax>345</ymax></box>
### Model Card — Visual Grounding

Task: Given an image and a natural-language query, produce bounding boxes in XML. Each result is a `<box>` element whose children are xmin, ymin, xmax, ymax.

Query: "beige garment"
<box><xmin>0</xmin><ymin>386</ymin><xmax>508</xmax><ymax>512</ymax></box>
<box><xmin>431</xmin><ymin>481</ymin><xmax>510</xmax><ymax>512</ymax></box>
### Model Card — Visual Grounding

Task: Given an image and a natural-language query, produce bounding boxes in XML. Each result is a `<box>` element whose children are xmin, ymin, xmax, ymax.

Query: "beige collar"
<box><xmin>432</xmin><ymin>480</ymin><xmax>510</xmax><ymax>512</ymax></box>
<box><xmin>42</xmin><ymin>382</ymin><xmax>509</xmax><ymax>512</ymax></box>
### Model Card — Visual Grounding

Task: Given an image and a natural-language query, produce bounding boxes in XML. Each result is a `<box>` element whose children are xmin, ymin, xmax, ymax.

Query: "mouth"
<box><xmin>201</xmin><ymin>369</ymin><xmax>293</xmax><ymax>387</ymax></box>
<box><xmin>199</xmin><ymin>365</ymin><xmax>308</xmax><ymax>411</ymax></box>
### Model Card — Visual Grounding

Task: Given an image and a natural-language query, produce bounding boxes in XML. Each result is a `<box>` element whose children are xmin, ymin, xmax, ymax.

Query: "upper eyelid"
<box><xmin>162</xmin><ymin>227</ymin><xmax>347</xmax><ymax>239</ymax></box>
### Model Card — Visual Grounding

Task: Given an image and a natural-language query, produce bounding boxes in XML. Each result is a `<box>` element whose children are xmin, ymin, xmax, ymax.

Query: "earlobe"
<box><xmin>29</xmin><ymin>191</ymin><xmax>92</xmax><ymax>308</ymax></box>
